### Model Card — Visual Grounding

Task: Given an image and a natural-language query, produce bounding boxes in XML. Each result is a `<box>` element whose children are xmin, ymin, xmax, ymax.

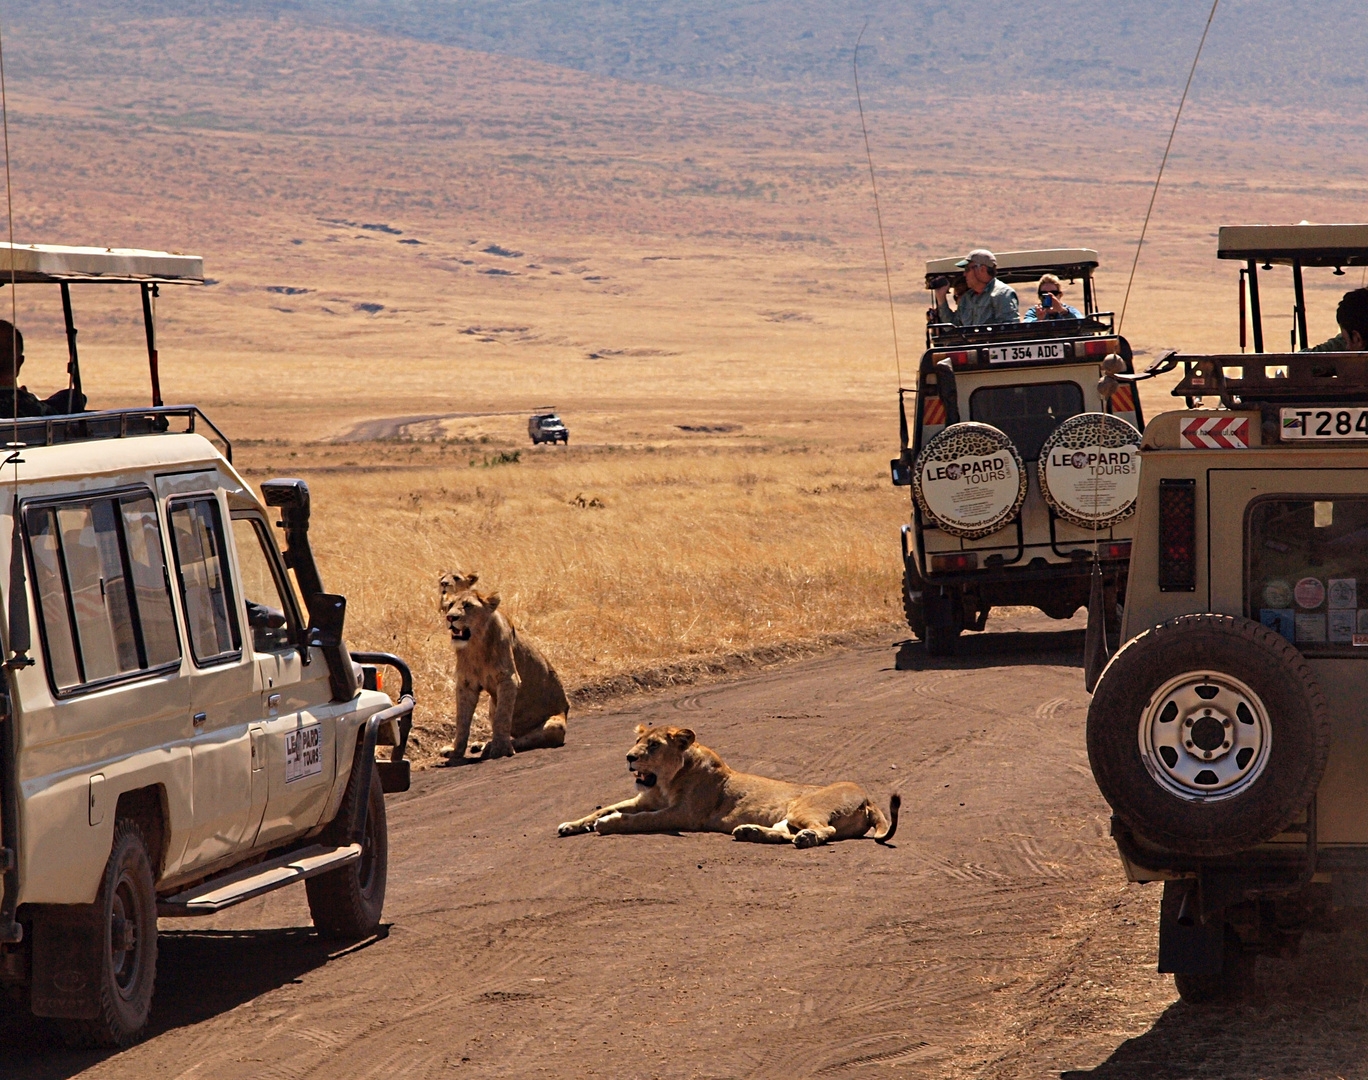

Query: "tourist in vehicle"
<box><xmin>932</xmin><ymin>249</ymin><xmax>1019</xmax><ymax>326</ymax></box>
<box><xmin>0</xmin><ymin>321</ymin><xmax>85</xmax><ymax>417</ymax></box>
<box><xmin>1021</xmin><ymin>274</ymin><xmax>1083</xmax><ymax>323</ymax></box>
<box><xmin>1305</xmin><ymin>287</ymin><xmax>1368</xmax><ymax>351</ymax></box>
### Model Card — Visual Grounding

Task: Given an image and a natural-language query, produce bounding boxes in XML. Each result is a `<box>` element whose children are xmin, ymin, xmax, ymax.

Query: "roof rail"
<box><xmin>1171</xmin><ymin>352</ymin><xmax>1368</xmax><ymax>409</ymax></box>
<box><xmin>0</xmin><ymin>405</ymin><xmax>232</xmax><ymax>462</ymax></box>
<box><xmin>927</xmin><ymin>312</ymin><xmax>1116</xmax><ymax>348</ymax></box>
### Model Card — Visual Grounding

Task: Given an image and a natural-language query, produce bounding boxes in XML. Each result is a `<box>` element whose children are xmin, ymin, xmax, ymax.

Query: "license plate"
<box><xmin>987</xmin><ymin>342</ymin><xmax>1065</xmax><ymax>364</ymax></box>
<box><xmin>285</xmin><ymin>724</ymin><xmax>323</xmax><ymax>783</ymax></box>
<box><xmin>1279</xmin><ymin>407</ymin><xmax>1368</xmax><ymax>440</ymax></box>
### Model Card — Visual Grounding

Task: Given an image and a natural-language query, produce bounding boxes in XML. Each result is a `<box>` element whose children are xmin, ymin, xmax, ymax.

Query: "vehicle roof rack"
<box><xmin>1217</xmin><ymin>224</ymin><xmax>1368</xmax><ymax>268</ymax></box>
<box><xmin>1</xmin><ymin>405</ymin><xmax>232</xmax><ymax>461</ymax></box>
<box><xmin>1170</xmin><ymin>352</ymin><xmax>1368</xmax><ymax>408</ymax></box>
<box><xmin>0</xmin><ymin>243</ymin><xmax>204</xmax><ymax>285</ymax></box>
<box><xmin>928</xmin><ymin>311</ymin><xmax>1116</xmax><ymax>348</ymax></box>
<box><xmin>924</xmin><ymin>248</ymin><xmax>1099</xmax><ymax>287</ymax></box>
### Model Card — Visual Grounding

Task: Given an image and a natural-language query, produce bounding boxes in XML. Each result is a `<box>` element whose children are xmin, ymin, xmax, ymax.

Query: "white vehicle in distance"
<box><xmin>0</xmin><ymin>244</ymin><xmax>415</xmax><ymax>1047</ymax></box>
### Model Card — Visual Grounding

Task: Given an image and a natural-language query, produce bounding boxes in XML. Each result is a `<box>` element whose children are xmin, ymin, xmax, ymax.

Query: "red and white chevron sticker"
<box><xmin>1180</xmin><ymin>416</ymin><xmax>1250</xmax><ymax>449</ymax></box>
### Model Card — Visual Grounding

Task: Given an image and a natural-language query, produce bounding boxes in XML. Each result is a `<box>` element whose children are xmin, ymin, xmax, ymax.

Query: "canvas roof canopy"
<box><xmin>1217</xmin><ymin>224</ymin><xmax>1368</xmax><ymax>268</ymax></box>
<box><xmin>924</xmin><ymin>248</ymin><xmax>1099</xmax><ymax>287</ymax></box>
<box><xmin>0</xmin><ymin>243</ymin><xmax>204</xmax><ymax>285</ymax></box>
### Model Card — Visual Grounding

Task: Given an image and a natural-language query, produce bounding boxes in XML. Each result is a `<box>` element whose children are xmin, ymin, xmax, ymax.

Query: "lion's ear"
<box><xmin>484</xmin><ymin>592</ymin><xmax>501</xmax><ymax>611</ymax></box>
<box><xmin>671</xmin><ymin>728</ymin><xmax>696</xmax><ymax>749</ymax></box>
<box><xmin>634</xmin><ymin>723</ymin><xmax>648</xmax><ymax>736</ymax></box>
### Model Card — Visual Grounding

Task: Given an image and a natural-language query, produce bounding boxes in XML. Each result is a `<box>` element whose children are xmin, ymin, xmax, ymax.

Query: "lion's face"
<box><xmin>439</xmin><ymin>571</ymin><xmax>499</xmax><ymax>651</ymax></box>
<box><xmin>624</xmin><ymin>724</ymin><xmax>695</xmax><ymax>789</ymax></box>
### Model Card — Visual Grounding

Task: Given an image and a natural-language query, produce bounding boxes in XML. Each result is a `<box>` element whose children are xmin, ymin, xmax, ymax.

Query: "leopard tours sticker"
<box><xmin>285</xmin><ymin>723</ymin><xmax>323</xmax><ymax>783</ymax></box>
<box><xmin>1037</xmin><ymin>413</ymin><xmax>1142</xmax><ymax>530</ymax></box>
<box><xmin>912</xmin><ymin>422</ymin><xmax>1027</xmax><ymax>540</ymax></box>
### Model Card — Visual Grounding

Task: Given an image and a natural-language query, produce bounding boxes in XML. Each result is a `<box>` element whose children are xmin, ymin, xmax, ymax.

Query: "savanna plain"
<box><xmin>5</xmin><ymin>5</ymin><xmax>1368</xmax><ymax>1078</ymax></box>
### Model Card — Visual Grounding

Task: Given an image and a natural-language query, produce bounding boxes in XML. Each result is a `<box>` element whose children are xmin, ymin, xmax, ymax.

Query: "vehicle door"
<box><xmin>164</xmin><ymin>488</ymin><xmax>259</xmax><ymax>870</ymax></box>
<box><xmin>1208</xmin><ymin>469</ymin><xmax>1368</xmax><ymax>844</ymax></box>
<box><xmin>228</xmin><ymin>511</ymin><xmax>336</xmax><ymax>846</ymax></box>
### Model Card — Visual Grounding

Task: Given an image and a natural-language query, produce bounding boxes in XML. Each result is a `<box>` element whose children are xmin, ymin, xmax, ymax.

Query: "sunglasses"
<box><xmin>1039</xmin><ymin>289</ymin><xmax>1062</xmax><ymax>297</ymax></box>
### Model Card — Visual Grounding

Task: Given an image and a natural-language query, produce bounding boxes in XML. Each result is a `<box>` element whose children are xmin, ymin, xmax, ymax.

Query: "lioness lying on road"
<box><xmin>557</xmin><ymin>725</ymin><xmax>899</xmax><ymax>848</ymax></box>
<box><xmin>438</xmin><ymin>571</ymin><xmax>569</xmax><ymax>761</ymax></box>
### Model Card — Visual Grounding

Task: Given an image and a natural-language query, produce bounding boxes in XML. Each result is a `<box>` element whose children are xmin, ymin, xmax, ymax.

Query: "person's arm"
<box><xmin>935</xmin><ymin>297</ymin><xmax>959</xmax><ymax>325</ymax></box>
<box><xmin>998</xmin><ymin>284</ymin><xmax>1020</xmax><ymax>324</ymax></box>
<box><xmin>1304</xmin><ymin>333</ymin><xmax>1347</xmax><ymax>352</ymax></box>
<box><xmin>1021</xmin><ymin>306</ymin><xmax>1039</xmax><ymax>323</ymax></box>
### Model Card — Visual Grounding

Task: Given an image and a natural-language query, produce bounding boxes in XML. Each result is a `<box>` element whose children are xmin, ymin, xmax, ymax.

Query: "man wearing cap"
<box><xmin>933</xmin><ymin>249</ymin><xmax>1020</xmax><ymax>326</ymax></box>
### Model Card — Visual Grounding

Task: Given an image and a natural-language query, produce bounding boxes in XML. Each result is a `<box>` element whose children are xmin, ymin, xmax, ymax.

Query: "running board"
<box><xmin>157</xmin><ymin>843</ymin><xmax>361</xmax><ymax>917</ymax></box>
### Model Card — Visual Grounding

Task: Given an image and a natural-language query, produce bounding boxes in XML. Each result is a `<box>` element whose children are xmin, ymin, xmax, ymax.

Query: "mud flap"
<box><xmin>1157</xmin><ymin>879</ymin><xmax>1223</xmax><ymax>976</ymax></box>
<box><xmin>28</xmin><ymin>904</ymin><xmax>101</xmax><ymax>1019</ymax></box>
<box><xmin>1083</xmin><ymin>558</ymin><xmax>1111</xmax><ymax>692</ymax></box>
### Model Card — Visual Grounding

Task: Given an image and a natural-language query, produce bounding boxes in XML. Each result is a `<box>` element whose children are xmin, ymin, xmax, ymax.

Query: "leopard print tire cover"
<box><xmin>912</xmin><ymin>422</ymin><xmax>1027</xmax><ymax>540</ymax></box>
<box><xmin>1037</xmin><ymin>412</ymin><xmax>1143</xmax><ymax>530</ymax></box>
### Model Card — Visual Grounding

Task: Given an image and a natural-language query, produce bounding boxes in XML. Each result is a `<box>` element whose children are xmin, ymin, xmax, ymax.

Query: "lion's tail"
<box><xmin>872</xmin><ymin>793</ymin><xmax>900</xmax><ymax>844</ymax></box>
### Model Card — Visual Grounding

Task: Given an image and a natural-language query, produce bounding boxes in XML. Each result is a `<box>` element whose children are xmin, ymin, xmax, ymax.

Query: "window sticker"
<box><xmin>1294</xmin><ymin>577</ymin><xmax>1326</xmax><ymax>609</ymax></box>
<box><xmin>1295</xmin><ymin>613</ymin><xmax>1327</xmax><ymax>643</ymax></box>
<box><xmin>1261</xmin><ymin>608</ymin><xmax>1295</xmax><ymax>642</ymax></box>
<box><xmin>1262</xmin><ymin>580</ymin><xmax>1293</xmax><ymax>608</ymax></box>
<box><xmin>1330</xmin><ymin>609</ymin><xmax>1356</xmax><ymax>644</ymax></box>
<box><xmin>284</xmin><ymin>724</ymin><xmax>323</xmax><ymax>784</ymax></box>
<box><xmin>1329</xmin><ymin>578</ymin><xmax>1358</xmax><ymax>610</ymax></box>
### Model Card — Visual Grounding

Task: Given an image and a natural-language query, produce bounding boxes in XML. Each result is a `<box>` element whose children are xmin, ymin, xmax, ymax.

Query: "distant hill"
<box><xmin>10</xmin><ymin>0</ymin><xmax>1366</xmax><ymax>119</ymax></box>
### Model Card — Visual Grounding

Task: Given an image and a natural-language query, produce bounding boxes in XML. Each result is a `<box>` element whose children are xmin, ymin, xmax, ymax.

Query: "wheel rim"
<box><xmin>109</xmin><ymin>871</ymin><xmax>145</xmax><ymax>1000</ymax></box>
<box><xmin>1138</xmin><ymin>670</ymin><xmax>1272</xmax><ymax>802</ymax></box>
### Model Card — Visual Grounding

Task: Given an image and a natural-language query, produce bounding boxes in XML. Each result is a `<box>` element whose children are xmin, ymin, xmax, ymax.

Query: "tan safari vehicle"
<box><xmin>1087</xmin><ymin>223</ymin><xmax>1368</xmax><ymax>1004</ymax></box>
<box><xmin>891</xmin><ymin>249</ymin><xmax>1145</xmax><ymax>655</ymax></box>
<box><xmin>0</xmin><ymin>245</ymin><xmax>415</xmax><ymax>1045</ymax></box>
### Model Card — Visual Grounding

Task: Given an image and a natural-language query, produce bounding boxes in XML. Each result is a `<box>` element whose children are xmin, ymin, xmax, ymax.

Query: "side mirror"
<box><xmin>306</xmin><ymin>593</ymin><xmax>347</xmax><ymax>648</ymax></box>
<box><xmin>890</xmin><ymin>458</ymin><xmax>913</xmax><ymax>487</ymax></box>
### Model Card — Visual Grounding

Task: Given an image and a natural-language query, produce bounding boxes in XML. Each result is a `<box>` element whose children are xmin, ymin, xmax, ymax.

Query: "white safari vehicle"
<box><xmin>891</xmin><ymin>249</ymin><xmax>1145</xmax><ymax>654</ymax></box>
<box><xmin>0</xmin><ymin>245</ymin><xmax>415</xmax><ymax>1045</ymax></box>
<box><xmin>1088</xmin><ymin>224</ymin><xmax>1368</xmax><ymax>1003</ymax></box>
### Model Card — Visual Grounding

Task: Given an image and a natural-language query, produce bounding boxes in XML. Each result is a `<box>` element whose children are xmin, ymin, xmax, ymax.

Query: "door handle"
<box><xmin>193</xmin><ymin>712</ymin><xmax>207</xmax><ymax>727</ymax></box>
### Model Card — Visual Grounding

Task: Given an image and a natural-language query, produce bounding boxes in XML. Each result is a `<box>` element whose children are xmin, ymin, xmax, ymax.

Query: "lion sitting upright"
<box><xmin>438</xmin><ymin>571</ymin><xmax>569</xmax><ymax>761</ymax></box>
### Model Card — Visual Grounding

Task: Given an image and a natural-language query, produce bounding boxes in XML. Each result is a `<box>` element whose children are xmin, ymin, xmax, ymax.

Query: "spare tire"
<box><xmin>1037</xmin><ymin>412</ymin><xmax>1142</xmax><ymax>530</ymax></box>
<box><xmin>912</xmin><ymin>422</ymin><xmax>1026</xmax><ymax>540</ymax></box>
<box><xmin>1088</xmin><ymin>614</ymin><xmax>1330</xmax><ymax>857</ymax></box>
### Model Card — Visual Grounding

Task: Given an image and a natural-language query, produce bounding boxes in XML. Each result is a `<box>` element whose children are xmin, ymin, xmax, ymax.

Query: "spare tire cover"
<box><xmin>1037</xmin><ymin>413</ymin><xmax>1143</xmax><ymax>530</ymax></box>
<box><xmin>913</xmin><ymin>422</ymin><xmax>1027</xmax><ymax>540</ymax></box>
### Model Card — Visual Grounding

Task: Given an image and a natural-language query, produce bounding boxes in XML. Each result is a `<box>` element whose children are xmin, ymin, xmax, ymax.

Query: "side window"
<box><xmin>1247</xmin><ymin>497</ymin><xmax>1368</xmax><ymax>651</ymax></box>
<box><xmin>969</xmin><ymin>381</ymin><xmax>1084</xmax><ymax>461</ymax></box>
<box><xmin>169</xmin><ymin>497</ymin><xmax>240</xmax><ymax>665</ymax></box>
<box><xmin>25</xmin><ymin>491</ymin><xmax>182</xmax><ymax>692</ymax></box>
<box><xmin>230</xmin><ymin>516</ymin><xmax>300</xmax><ymax>653</ymax></box>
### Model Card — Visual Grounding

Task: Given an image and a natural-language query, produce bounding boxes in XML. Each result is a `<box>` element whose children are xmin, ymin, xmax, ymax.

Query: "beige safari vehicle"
<box><xmin>891</xmin><ymin>249</ymin><xmax>1145</xmax><ymax>655</ymax></box>
<box><xmin>1087</xmin><ymin>223</ymin><xmax>1368</xmax><ymax>1004</ymax></box>
<box><xmin>0</xmin><ymin>245</ymin><xmax>415</xmax><ymax>1045</ymax></box>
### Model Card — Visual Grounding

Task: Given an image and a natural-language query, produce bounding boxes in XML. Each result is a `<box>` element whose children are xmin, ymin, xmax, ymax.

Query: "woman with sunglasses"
<box><xmin>1022</xmin><ymin>273</ymin><xmax>1083</xmax><ymax>323</ymax></box>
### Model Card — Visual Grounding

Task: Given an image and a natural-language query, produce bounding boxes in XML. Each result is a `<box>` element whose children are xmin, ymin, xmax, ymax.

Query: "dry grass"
<box><xmin>235</xmin><ymin>436</ymin><xmax>903</xmax><ymax>758</ymax></box>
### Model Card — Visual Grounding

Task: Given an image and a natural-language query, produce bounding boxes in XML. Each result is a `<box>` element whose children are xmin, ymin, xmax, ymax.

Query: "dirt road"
<box><xmin>7</xmin><ymin>613</ymin><xmax>1368</xmax><ymax>1079</ymax></box>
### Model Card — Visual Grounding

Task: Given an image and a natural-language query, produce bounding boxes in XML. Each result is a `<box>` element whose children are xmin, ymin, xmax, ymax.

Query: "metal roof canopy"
<box><xmin>0</xmin><ymin>243</ymin><xmax>204</xmax><ymax>284</ymax></box>
<box><xmin>1219</xmin><ymin>225</ymin><xmax>1368</xmax><ymax>354</ymax></box>
<box><xmin>1218</xmin><ymin>224</ymin><xmax>1368</xmax><ymax>268</ymax></box>
<box><xmin>924</xmin><ymin>248</ymin><xmax>1100</xmax><ymax>286</ymax></box>
<box><xmin>0</xmin><ymin>243</ymin><xmax>205</xmax><ymax>410</ymax></box>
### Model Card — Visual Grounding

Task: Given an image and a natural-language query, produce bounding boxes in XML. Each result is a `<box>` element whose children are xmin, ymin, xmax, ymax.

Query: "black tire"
<box><xmin>306</xmin><ymin>759</ymin><xmax>387</xmax><ymax>939</ymax></box>
<box><xmin>1088</xmin><ymin>614</ymin><xmax>1330</xmax><ymax>857</ymax></box>
<box><xmin>62</xmin><ymin>820</ymin><xmax>158</xmax><ymax>1048</ymax></box>
<box><xmin>923</xmin><ymin>589</ymin><xmax>963</xmax><ymax>657</ymax></box>
<box><xmin>902</xmin><ymin>564</ymin><xmax>926</xmax><ymax>639</ymax></box>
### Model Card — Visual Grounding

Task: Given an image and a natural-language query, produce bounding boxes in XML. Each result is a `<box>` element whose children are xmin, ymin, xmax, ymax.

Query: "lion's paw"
<box><xmin>732</xmin><ymin>824</ymin><xmax>764</xmax><ymax>842</ymax></box>
<box><xmin>465</xmin><ymin>741</ymin><xmax>485</xmax><ymax>757</ymax></box>
<box><xmin>480</xmin><ymin>740</ymin><xmax>515</xmax><ymax>760</ymax></box>
<box><xmin>793</xmin><ymin>829</ymin><xmax>822</xmax><ymax>849</ymax></box>
<box><xmin>557</xmin><ymin>821</ymin><xmax>589</xmax><ymax>837</ymax></box>
<box><xmin>593</xmin><ymin>812</ymin><xmax>623</xmax><ymax>834</ymax></box>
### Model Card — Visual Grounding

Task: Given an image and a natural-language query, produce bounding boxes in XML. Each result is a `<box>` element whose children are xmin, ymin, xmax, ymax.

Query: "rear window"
<box><xmin>1247</xmin><ymin>497</ymin><xmax>1368</xmax><ymax>651</ymax></box>
<box><xmin>969</xmin><ymin>382</ymin><xmax>1084</xmax><ymax>461</ymax></box>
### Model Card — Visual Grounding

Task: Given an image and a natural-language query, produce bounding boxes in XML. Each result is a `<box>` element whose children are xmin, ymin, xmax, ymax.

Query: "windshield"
<box><xmin>969</xmin><ymin>381</ymin><xmax>1084</xmax><ymax>461</ymax></box>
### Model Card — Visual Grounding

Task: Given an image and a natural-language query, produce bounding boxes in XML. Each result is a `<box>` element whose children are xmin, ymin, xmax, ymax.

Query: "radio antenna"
<box><xmin>1117</xmin><ymin>0</ymin><xmax>1219</xmax><ymax>334</ymax></box>
<box><xmin>853</xmin><ymin>21</ymin><xmax>902</xmax><ymax>388</ymax></box>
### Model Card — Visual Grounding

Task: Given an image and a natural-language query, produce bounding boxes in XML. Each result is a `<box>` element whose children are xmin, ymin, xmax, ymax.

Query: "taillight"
<box><xmin>1079</xmin><ymin>337</ymin><xmax>1120</xmax><ymax>358</ymax></box>
<box><xmin>931</xmin><ymin>552</ymin><xmax>979</xmax><ymax>573</ymax></box>
<box><xmin>932</xmin><ymin>350</ymin><xmax>973</xmax><ymax>367</ymax></box>
<box><xmin>1158</xmin><ymin>479</ymin><xmax>1196</xmax><ymax>592</ymax></box>
<box><xmin>1106</xmin><ymin>541</ymin><xmax>1132</xmax><ymax>560</ymax></box>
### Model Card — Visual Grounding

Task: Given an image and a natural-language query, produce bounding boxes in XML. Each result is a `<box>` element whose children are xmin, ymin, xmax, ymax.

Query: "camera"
<box><xmin>928</xmin><ymin>275</ymin><xmax>950</xmax><ymax>290</ymax></box>
<box><xmin>1042</xmin><ymin>294</ymin><xmax>1055</xmax><ymax>310</ymax></box>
